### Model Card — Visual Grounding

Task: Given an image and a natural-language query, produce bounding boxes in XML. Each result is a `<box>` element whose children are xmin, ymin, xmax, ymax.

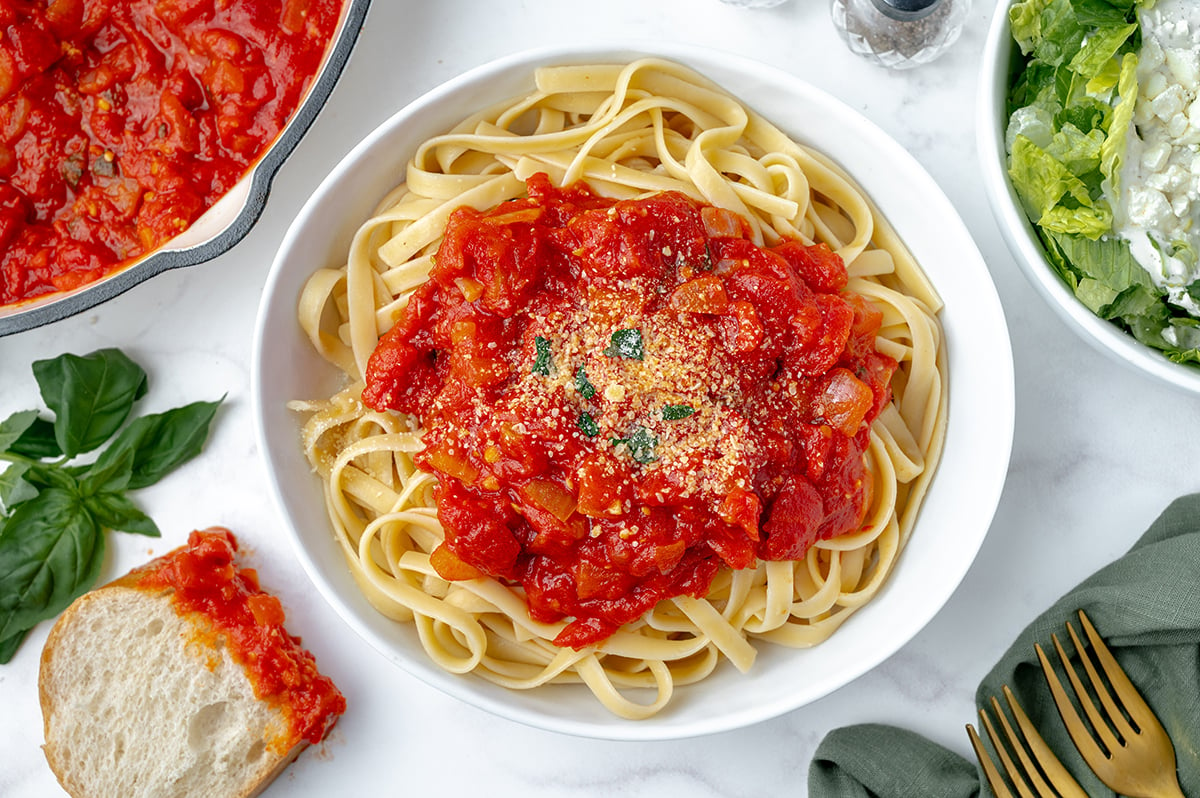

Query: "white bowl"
<box><xmin>253</xmin><ymin>44</ymin><xmax>1014</xmax><ymax>740</ymax></box>
<box><xmin>978</xmin><ymin>4</ymin><xmax>1200</xmax><ymax>394</ymax></box>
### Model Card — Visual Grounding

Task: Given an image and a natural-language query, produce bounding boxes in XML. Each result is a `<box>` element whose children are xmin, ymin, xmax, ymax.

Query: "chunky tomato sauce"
<box><xmin>363</xmin><ymin>174</ymin><xmax>897</xmax><ymax>648</ymax></box>
<box><xmin>124</xmin><ymin>528</ymin><xmax>345</xmax><ymax>751</ymax></box>
<box><xmin>0</xmin><ymin>0</ymin><xmax>343</xmax><ymax>305</ymax></box>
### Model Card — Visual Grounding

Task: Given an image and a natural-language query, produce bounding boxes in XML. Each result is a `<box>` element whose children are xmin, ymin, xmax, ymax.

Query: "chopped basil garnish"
<box><xmin>610</xmin><ymin>425</ymin><xmax>658</xmax><ymax>464</ymax></box>
<box><xmin>574</xmin><ymin>366</ymin><xmax>596</xmax><ymax>399</ymax></box>
<box><xmin>577</xmin><ymin>412</ymin><xmax>599</xmax><ymax>437</ymax></box>
<box><xmin>662</xmin><ymin>404</ymin><xmax>695</xmax><ymax>420</ymax></box>
<box><xmin>603</xmin><ymin>328</ymin><xmax>644</xmax><ymax>360</ymax></box>
<box><xmin>531</xmin><ymin>335</ymin><xmax>552</xmax><ymax>376</ymax></box>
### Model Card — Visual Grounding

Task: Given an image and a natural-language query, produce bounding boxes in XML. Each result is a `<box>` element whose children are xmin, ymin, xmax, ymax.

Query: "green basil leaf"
<box><xmin>0</xmin><ymin>487</ymin><xmax>103</xmax><ymax>640</ymax></box>
<box><xmin>577</xmin><ymin>412</ymin><xmax>599</xmax><ymax>437</ymax></box>
<box><xmin>603</xmin><ymin>328</ymin><xmax>644</xmax><ymax>360</ymax></box>
<box><xmin>78</xmin><ymin>441</ymin><xmax>135</xmax><ymax>496</ymax></box>
<box><xmin>90</xmin><ymin>398</ymin><xmax>222</xmax><ymax>491</ymax></box>
<box><xmin>32</xmin><ymin>349</ymin><xmax>148</xmax><ymax>458</ymax></box>
<box><xmin>0</xmin><ymin>410</ymin><xmax>39</xmax><ymax>453</ymax></box>
<box><xmin>20</xmin><ymin>462</ymin><xmax>80</xmax><ymax>494</ymax></box>
<box><xmin>84</xmin><ymin>492</ymin><xmax>160</xmax><ymax>538</ymax></box>
<box><xmin>0</xmin><ymin>628</ymin><xmax>27</xmax><ymax>664</ymax></box>
<box><xmin>611</xmin><ymin>425</ymin><xmax>658</xmax><ymax>464</ymax></box>
<box><xmin>574</xmin><ymin>366</ymin><xmax>596</xmax><ymax>399</ymax></box>
<box><xmin>0</xmin><ymin>462</ymin><xmax>39</xmax><ymax>512</ymax></box>
<box><xmin>8</xmin><ymin>416</ymin><xmax>62</xmax><ymax>459</ymax></box>
<box><xmin>662</xmin><ymin>404</ymin><xmax>695</xmax><ymax>420</ymax></box>
<box><xmin>531</xmin><ymin>336</ymin><xmax>552</xmax><ymax>376</ymax></box>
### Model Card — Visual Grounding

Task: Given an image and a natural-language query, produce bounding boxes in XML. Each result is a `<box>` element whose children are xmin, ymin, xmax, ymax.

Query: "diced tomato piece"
<box><xmin>430</xmin><ymin>543</ymin><xmax>485</xmax><ymax>581</ymax></box>
<box><xmin>248</xmin><ymin>593</ymin><xmax>287</xmax><ymax>627</ymax></box>
<box><xmin>774</xmin><ymin>240</ymin><xmax>848</xmax><ymax>292</ymax></box>
<box><xmin>759</xmin><ymin>474</ymin><xmax>825</xmax><ymax>561</ymax></box>
<box><xmin>705</xmin><ymin>522</ymin><xmax>757</xmax><ymax>571</ymax></box>
<box><xmin>669</xmin><ymin>274</ymin><xmax>729</xmax><ymax>314</ymax></box>
<box><xmin>553</xmin><ymin>616</ymin><xmax>616</xmax><ymax>649</ymax></box>
<box><xmin>813</xmin><ymin>367</ymin><xmax>874</xmax><ymax>437</ymax></box>
<box><xmin>856</xmin><ymin>351</ymin><xmax>898</xmax><ymax>423</ymax></box>
<box><xmin>798</xmin><ymin>422</ymin><xmax>834</xmax><ymax>482</ymax></box>
<box><xmin>281</xmin><ymin>0</ymin><xmax>312</xmax><ymax>34</ymax></box>
<box><xmin>519</xmin><ymin>478</ymin><xmax>577</xmax><ymax>522</ymax></box>
<box><xmin>576</xmin><ymin>453</ymin><xmax>631</xmax><ymax>517</ymax></box>
<box><xmin>44</xmin><ymin>0</ymin><xmax>85</xmax><ymax>37</ymax></box>
<box><xmin>789</xmin><ymin>293</ymin><xmax>855</xmax><ymax>376</ymax></box>
<box><xmin>437</xmin><ymin>482</ymin><xmax>522</xmax><ymax>578</ymax></box>
<box><xmin>720</xmin><ymin>300</ymin><xmax>764</xmax><ymax>354</ymax></box>
<box><xmin>717</xmin><ymin>487</ymin><xmax>761</xmax><ymax>541</ymax></box>
<box><xmin>700</xmin><ymin>205</ymin><xmax>748</xmax><ymax>239</ymax></box>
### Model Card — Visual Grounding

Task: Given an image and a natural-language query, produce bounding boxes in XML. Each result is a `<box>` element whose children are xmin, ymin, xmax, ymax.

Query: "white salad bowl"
<box><xmin>978</xmin><ymin>3</ymin><xmax>1200</xmax><ymax>394</ymax></box>
<box><xmin>253</xmin><ymin>43</ymin><xmax>1014</xmax><ymax>740</ymax></box>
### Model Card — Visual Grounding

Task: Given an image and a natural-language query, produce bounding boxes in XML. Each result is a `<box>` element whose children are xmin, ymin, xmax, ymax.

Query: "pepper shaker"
<box><xmin>831</xmin><ymin>0</ymin><xmax>970</xmax><ymax>70</ymax></box>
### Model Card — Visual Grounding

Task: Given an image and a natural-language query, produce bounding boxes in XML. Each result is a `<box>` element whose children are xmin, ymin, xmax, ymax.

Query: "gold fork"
<box><xmin>966</xmin><ymin>685</ymin><xmax>1088</xmax><ymax>797</ymax></box>
<box><xmin>1036</xmin><ymin>609</ymin><xmax>1186</xmax><ymax>798</ymax></box>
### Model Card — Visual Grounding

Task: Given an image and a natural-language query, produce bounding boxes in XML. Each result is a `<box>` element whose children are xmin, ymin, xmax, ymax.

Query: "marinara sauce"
<box><xmin>363</xmin><ymin>173</ymin><xmax>898</xmax><ymax>648</ymax></box>
<box><xmin>0</xmin><ymin>0</ymin><xmax>343</xmax><ymax>305</ymax></box>
<box><xmin>123</xmin><ymin>528</ymin><xmax>346</xmax><ymax>752</ymax></box>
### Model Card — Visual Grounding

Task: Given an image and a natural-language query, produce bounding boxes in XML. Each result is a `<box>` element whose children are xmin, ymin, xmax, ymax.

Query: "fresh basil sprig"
<box><xmin>0</xmin><ymin>348</ymin><xmax>222</xmax><ymax>664</ymax></box>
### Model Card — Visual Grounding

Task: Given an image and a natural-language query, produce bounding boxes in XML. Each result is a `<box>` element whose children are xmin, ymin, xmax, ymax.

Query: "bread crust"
<box><xmin>39</xmin><ymin>583</ymin><xmax>311</xmax><ymax>798</ymax></box>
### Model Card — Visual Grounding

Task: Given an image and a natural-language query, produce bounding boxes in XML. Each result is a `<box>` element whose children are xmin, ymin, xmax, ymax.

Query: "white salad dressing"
<box><xmin>1112</xmin><ymin>0</ymin><xmax>1200</xmax><ymax>323</ymax></box>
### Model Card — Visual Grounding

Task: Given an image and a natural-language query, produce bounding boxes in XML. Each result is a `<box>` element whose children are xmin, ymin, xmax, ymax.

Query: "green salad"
<box><xmin>1006</xmin><ymin>0</ymin><xmax>1200</xmax><ymax>366</ymax></box>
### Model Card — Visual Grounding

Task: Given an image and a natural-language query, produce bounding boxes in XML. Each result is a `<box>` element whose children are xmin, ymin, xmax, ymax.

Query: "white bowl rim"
<box><xmin>976</xmin><ymin>4</ymin><xmax>1200</xmax><ymax>395</ymax></box>
<box><xmin>253</xmin><ymin>41</ymin><xmax>1015</xmax><ymax>740</ymax></box>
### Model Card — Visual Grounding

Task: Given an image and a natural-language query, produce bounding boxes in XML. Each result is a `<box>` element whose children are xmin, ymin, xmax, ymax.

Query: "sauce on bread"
<box><xmin>118</xmin><ymin>528</ymin><xmax>345</xmax><ymax>752</ymax></box>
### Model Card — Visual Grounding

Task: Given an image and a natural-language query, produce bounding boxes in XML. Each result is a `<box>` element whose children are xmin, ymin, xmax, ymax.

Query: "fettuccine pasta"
<box><xmin>292</xmin><ymin>58</ymin><xmax>946</xmax><ymax>719</ymax></box>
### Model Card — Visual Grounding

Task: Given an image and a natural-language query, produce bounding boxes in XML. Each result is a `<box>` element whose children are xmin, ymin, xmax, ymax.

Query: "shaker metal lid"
<box><xmin>869</xmin><ymin>0</ymin><xmax>941</xmax><ymax>21</ymax></box>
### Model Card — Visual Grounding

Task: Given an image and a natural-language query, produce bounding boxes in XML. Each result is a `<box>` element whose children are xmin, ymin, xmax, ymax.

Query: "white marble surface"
<box><xmin>3</xmin><ymin>1</ymin><xmax>1199</xmax><ymax>795</ymax></box>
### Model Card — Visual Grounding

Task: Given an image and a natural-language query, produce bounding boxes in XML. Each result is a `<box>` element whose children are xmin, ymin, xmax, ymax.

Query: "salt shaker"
<box><xmin>830</xmin><ymin>0</ymin><xmax>969</xmax><ymax>70</ymax></box>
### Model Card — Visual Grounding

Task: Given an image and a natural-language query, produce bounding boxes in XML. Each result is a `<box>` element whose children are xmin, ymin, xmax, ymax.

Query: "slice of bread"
<box><xmin>39</xmin><ymin>529</ymin><xmax>345</xmax><ymax>798</ymax></box>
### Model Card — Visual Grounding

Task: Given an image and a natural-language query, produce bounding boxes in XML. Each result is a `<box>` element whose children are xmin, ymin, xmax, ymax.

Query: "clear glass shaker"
<box><xmin>831</xmin><ymin>0</ymin><xmax>970</xmax><ymax>70</ymax></box>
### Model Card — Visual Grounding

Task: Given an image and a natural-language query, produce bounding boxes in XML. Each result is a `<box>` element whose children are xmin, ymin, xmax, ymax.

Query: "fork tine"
<box><xmin>1064</xmin><ymin>616</ymin><xmax>1135</xmax><ymax>743</ymax></box>
<box><xmin>987</xmin><ymin>697</ymin><xmax>1051</xmax><ymax>798</ymax></box>
<box><xmin>1000</xmin><ymin>686</ymin><xmax>1088</xmax><ymax>797</ymax></box>
<box><xmin>979</xmin><ymin>705</ymin><xmax>1036</xmax><ymax>796</ymax></box>
<box><xmin>967</xmin><ymin>722</ymin><xmax>1017</xmax><ymax>798</ymax></box>
<box><xmin>1075</xmin><ymin>609</ymin><xmax>1169</xmax><ymax>743</ymax></box>
<box><xmin>1050</xmin><ymin>630</ymin><xmax>1123</xmax><ymax>754</ymax></box>
<box><xmin>974</xmin><ymin>705</ymin><xmax>1041</xmax><ymax>792</ymax></box>
<box><xmin>1036</xmin><ymin>641</ymin><xmax>1109</xmax><ymax>766</ymax></box>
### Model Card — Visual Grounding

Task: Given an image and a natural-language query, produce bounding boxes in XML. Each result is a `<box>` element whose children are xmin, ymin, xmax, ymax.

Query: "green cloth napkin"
<box><xmin>808</xmin><ymin>492</ymin><xmax>1200</xmax><ymax>797</ymax></box>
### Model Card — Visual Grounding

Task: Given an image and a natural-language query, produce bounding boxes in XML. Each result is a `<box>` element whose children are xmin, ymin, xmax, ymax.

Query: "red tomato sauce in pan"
<box><xmin>0</xmin><ymin>0</ymin><xmax>343</xmax><ymax>306</ymax></box>
<box><xmin>363</xmin><ymin>173</ymin><xmax>897</xmax><ymax>648</ymax></box>
<box><xmin>123</xmin><ymin>528</ymin><xmax>346</xmax><ymax>752</ymax></box>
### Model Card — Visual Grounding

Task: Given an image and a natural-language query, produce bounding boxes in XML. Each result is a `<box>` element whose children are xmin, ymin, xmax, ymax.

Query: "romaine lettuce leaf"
<box><xmin>1099</xmin><ymin>53</ymin><xmax>1138</xmax><ymax>192</ymax></box>
<box><xmin>1070</xmin><ymin>22</ymin><xmax>1137</xmax><ymax>77</ymax></box>
<box><xmin>1046</xmin><ymin>229</ymin><xmax>1153</xmax><ymax>294</ymax></box>
<box><xmin>1009</xmin><ymin>135</ymin><xmax>1108</xmax><ymax>236</ymax></box>
<box><xmin>1045</xmin><ymin>124</ymin><xmax>1103</xmax><ymax>174</ymax></box>
<box><xmin>1010</xmin><ymin>0</ymin><xmax>1056</xmax><ymax>54</ymax></box>
<box><xmin>1034</xmin><ymin>0</ymin><xmax>1090</xmax><ymax>67</ymax></box>
<box><xmin>1040</xmin><ymin>204</ymin><xmax>1112</xmax><ymax>237</ymax></box>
